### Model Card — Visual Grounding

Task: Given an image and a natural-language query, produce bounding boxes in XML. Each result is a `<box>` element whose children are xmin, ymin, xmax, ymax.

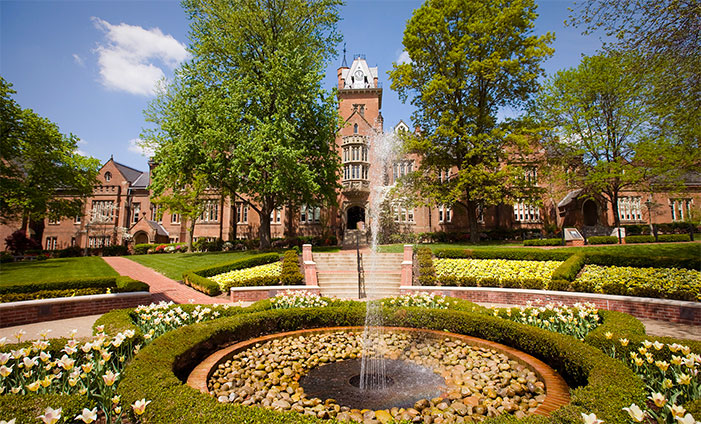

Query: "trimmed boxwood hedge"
<box><xmin>551</xmin><ymin>254</ymin><xmax>585</xmax><ymax>282</ymax></box>
<box><xmin>415</xmin><ymin>246</ymin><xmax>436</xmax><ymax>285</ymax></box>
<box><xmin>523</xmin><ymin>238</ymin><xmax>563</xmax><ymax>246</ymax></box>
<box><xmin>435</xmin><ymin>248</ymin><xmax>573</xmax><ymax>262</ymax></box>
<box><xmin>116</xmin><ymin>306</ymin><xmax>646</xmax><ymax>424</ymax></box>
<box><xmin>625</xmin><ymin>235</ymin><xmax>656</xmax><ymax>244</ymax></box>
<box><xmin>182</xmin><ymin>253</ymin><xmax>281</xmax><ymax>296</ymax></box>
<box><xmin>0</xmin><ymin>276</ymin><xmax>148</xmax><ymax>302</ymax></box>
<box><xmin>587</xmin><ymin>236</ymin><xmax>618</xmax><ymax>245</ymax></box>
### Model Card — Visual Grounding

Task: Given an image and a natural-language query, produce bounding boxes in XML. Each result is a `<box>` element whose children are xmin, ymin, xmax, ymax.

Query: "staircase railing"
<box><xmin>356</xmin><ymin>233</ymin><xmax>365</xmax><ymax>298</ymax></box>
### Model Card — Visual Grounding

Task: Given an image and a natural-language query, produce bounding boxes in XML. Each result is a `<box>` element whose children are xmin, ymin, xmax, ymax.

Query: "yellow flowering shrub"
<box><xmin>209</xmin><ymin>262</ymin><xmax>282</xmax><ymax>291</ymax></box>
<box><xmin>434</xmin><ymin>258</ymin><xmax>562</xmax><ymax>286</ymax></box>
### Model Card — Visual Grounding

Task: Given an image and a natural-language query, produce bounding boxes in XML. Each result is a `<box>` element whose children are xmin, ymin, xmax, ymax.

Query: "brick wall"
<box><xmin>0</xmin><ymin>292</ymin><xmax>152</xmax><ymax>328</ymax></box>
<box><xmin>400</xmin><ymin>286</ymin><xmax>701</xmax><ymax>326</ymax></box>
<box><xmin>230</xmin><ymin>286</ymin><xmax>321</xmax><ymax>303</ymax></box>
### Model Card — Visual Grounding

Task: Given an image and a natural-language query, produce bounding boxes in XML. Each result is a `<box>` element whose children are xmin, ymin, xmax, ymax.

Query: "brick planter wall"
<box><xmin>0</xmin><ymin>292</ymin><xmax>152</xmax><ymax>328</ymax></box>
<box><xmin>230</xmin><ymin>285</ymin><xmax>321</xmax><ymax>303</ymax></box>
<box><xmin>400</xmin><ymin>286</ymin><xmax>701</xmax><ymax>326</ymax></box>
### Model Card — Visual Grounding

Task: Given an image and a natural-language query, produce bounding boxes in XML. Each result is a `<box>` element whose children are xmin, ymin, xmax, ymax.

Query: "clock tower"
<box><xmin>335</xmin><ymin>55</ymin><xmax>383</xmax><ymax>234</ymax></box>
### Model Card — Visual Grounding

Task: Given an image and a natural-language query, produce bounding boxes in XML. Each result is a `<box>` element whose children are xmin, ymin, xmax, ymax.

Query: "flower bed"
<box><xmin>0</xmin><ymin>276</ymin><xmax>148</xmax><ymax>303</ymax></box>
<box><xmin>210</xmin><ymin>262</ymin><xmax>282</xmax><ymax>291</ymax></box>
<box><xmin>494</xmin><ymin>301</ymin><xmax>601</xmax><ymax>340</ymax></box>
<box><xmin>574</xmin><ymin>265</ymin><xmax>701</xmax><ymax>301</ymax></box>
<box><xmin>434</xmin><ymin>258</ymin><xmax>562</xmax><ymax>288</ymax></box>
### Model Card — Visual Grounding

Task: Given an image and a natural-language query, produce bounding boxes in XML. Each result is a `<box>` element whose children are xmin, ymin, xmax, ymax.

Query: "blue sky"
<box><xmin>1</xmin><ymin>0</ymin><xmax>603</xmax><ymax>172</ymax></box>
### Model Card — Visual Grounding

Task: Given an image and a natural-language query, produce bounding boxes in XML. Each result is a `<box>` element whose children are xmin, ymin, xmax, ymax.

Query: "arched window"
<box><xmin>353</xmin><ymin>123</ymin><xmax>358</xmax><ymax>134</ymax></box>
<box><xmin>104</xmin><ymin>172</ymin><xmax>112</xmax><ymax>182</ymax></box>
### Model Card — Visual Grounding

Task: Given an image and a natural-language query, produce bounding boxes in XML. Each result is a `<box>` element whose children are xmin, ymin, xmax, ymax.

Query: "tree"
<box><xmin>535</xmin><ymin>53</ymin><xmax>650</xmax><ymax>238</ymax></box>
<box><xmin>0</xmin><ymin>77</ymin><xmax>100</xmax><ymax>240</ymax></box>
<box><xmin>568</xmin><ymin>0</ymin><xmax>700</xmax><ymax>172</ymax></box>
<box><xmin>151</xmin><ymin>175</ymin><xmax>214</xmax><ymax>252</ymax></box>
<box><xmin>388</xmin><ymin>0</ymin><xmax>553</xmax><ymax>242</ymax></box>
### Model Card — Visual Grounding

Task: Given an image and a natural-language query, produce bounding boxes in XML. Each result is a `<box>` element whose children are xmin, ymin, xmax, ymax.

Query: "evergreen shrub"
<box><xmin>587</xmin><ymin>236</ymin><xmax>618</xmax><ymax>244</ymax></box>
<box><xmin>523</xmin><ymin>238</ymin><xmax>563</xmax><ymax>246</ymax></box>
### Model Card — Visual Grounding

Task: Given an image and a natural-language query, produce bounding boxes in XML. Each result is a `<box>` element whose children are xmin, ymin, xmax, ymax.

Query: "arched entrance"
<box><xmin>582</xmin><ymin>200</ymin><xmax>598</xmax><ymax>226</ymax></box>
<box><xmin>134</xmin><ymin>231</ymin><xmax>149</xmax><ymax>245</ymax></box>
<box><xmin>347</xmin><ymin>206</ymin><xmax>366</xmax><ymax>230</ymax></box>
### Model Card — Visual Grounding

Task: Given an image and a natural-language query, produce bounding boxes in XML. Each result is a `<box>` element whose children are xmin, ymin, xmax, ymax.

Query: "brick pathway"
<box><xmin>102</xmin><ymin>257</ymin><xmax>229</xmax><ymax>305</ymax></box>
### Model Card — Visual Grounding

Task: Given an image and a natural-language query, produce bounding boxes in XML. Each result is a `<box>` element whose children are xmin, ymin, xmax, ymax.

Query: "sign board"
<box><xmin>564</xmin><ymin>228</ymin><xmax>584</xmax><ymax>241</ymax></box>
<box><xmin>610</xmin><ymin>227</ymin><xmax>626</xmax><ymax>238</ymax></box>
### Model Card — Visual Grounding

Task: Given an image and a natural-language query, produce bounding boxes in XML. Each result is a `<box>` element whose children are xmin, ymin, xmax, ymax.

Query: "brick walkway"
<box><xmin>102</xmin><ymin>257</ymin><xmax>229</xmax><ymax>305</ymax></box>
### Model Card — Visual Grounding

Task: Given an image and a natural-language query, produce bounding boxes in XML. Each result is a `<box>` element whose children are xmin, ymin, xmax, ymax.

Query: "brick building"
<box><xmin>1</xmin><ymin>55</ymin><xmax>698</xmax><ymax>251</ymax></box>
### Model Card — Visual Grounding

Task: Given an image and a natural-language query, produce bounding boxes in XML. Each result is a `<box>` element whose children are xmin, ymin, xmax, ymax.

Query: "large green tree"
<box><xmin>535</xmin><ymin>53</ymin><xmax>650</xmax><ymax>236</ymax></box>
<box><xmin>145</xmin><ymin>0</ymin><xmax>342</xmax><ymax>249</ymax></box>
<box><xmin>569</xmin><ymin>0</ymin><xmax>700</xmax><ymax>172</ymax></box>
<box><xmin>0</xmin><ymin>77</ymin><xmax>100</xmax><ymax>239</ymax></box>
<box><xmin>389</xmin><ymin>0</ymin><xmax>553</xmax><ymax>242</ymax></box>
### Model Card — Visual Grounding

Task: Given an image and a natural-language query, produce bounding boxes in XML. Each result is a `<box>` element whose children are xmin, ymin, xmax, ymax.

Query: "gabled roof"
<box><xmin>131</xmin><ymin>172</ymin><xmax>150</xmax><ymax>189</ymax></box>
<box><xmin>145</xmin><ymin>219</ymin><xmax>169</xmax><ymax>237</ymax></box>
<box><xmin>557</xmin><ymin>189</ymin><xmax>584</xmax><ymax>209</ymax></box>
<box><xmin>113</xmin><ymin>161</ymin><xmax>145</xmax><ymax>184</ymax></box>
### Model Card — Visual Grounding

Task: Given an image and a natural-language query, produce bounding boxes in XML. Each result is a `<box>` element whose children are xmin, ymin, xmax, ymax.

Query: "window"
<box><xmin>91</xmin><ymin>201</ymin><xmax>115</xmax><ymax>222</ymax></box>
<box><xmin>169</xmin><ymin>237</ymin><xmax>179</xmax><ymax>243</ymax></box>
<box><xmin>199</xmin><ymin>200</ymin><xmax>219</xmax><ymax>223</ymax></box>
<box><xmin>45</xmin><ymin>237</ymin><xmax>57</xmax><ymax>250</ymax></box>
<box><xmin>89</xmin><ymin>236</ymin><xmax>110</xmax><ymax>248</ymax></box>
<box><xmin>171</xmin><ymin>212</ymin><xmax>180</xmax><ymax>224</ymax></box>
<box><xmin>300</xmin><ymin>205</ymin><xmax>321</xmax><ymax>223</ymax></box>
<box><xmin>150</xmin><ymin>204</ymin><xmax>161</xmax><ymax>222</ymax></box>
<box><xmin>524</xmin><ymin>167</ymin><xmax>537</xmax><ymax>185</ymax></box>
<box><xmin>670</xmin><ymin>198</ymin><xmax>693</xmax><ymax>221</ymax></box>
<box><xmin>236</xmin><ymin>203</ymin><xmax>248</xmax><ymax>223</ymax></box>
<box><xmin>74</xmin><ymin>214</ymin><xmax>81</xmax><ymax>224</ymax></box>
<box><xmin>617</xmin><ymin>196</ymin><xmax>642</xmax><ymax>221</ymax></box>
<box><xmin>513</xmin><ymin>201</ymin><xmax>541</xmax><ymax>222</ymax></box>
<box><xmin>353</xmin><ymin>123</ymin><xmax>358</xmax><ymax>134</ymax></box>
<box><xmin>438</xmin><ymin>169</ymin><xmax>451</xmax><ymax>183</ymax></box>
<box><xmin>105</xmin><ymin>172</ymin><xmax>112</xmax><ymax>182</ymax></box>
<box><xmin>71</xmin><ymin>237</ymin><xmax>76</xmax><ymax>247</ymax></box>
<box><xmin>48</xmin><ymin>216</ymin><xmax>59</xmax><ymax>225</ymax></box>
<box><xmin>362</xmin><ymin>165</ymin><xmax>368</xmax><ymax>180</ymax></box>
<box><xmin>438</xmin><ymin>205</ymin><xmax>452</xmax><ymax>223</ymax></box>
<box><xmin>344</xmin><ymin>165</ymin><xmax>350</xmax><ymax>180</ymax></box>
<box><xmin>392</xmin><ymin>204</ymin><xmax>415</xmax><ymax>223</ymax></box>
<box><xmin>477</xmin><ymin>204</ymin><xmax>484</xmax><ymax>223</ymax></box>
<box><xmin>270</xmin><ymin>207</ymin><xmax>282</xmax><ymax>223</ymax></box>
<box><xmin>343</xmin><ymin>148</ymin><xmax>348</xmax><ymax>162</ymax></box>
<box><xmin>362</xmin><ymin>147</ymin><xmax>368</xmax><ymax>161</ymax></box>
<box><xmin>132</xmin><ymin>203</ymin><xmax>141</xmax><ymax>224</ymax></box>
<box><xmin>393</xmin><ymin>160</ymin><xmax>414</xmax><ymax>182</ymax></box>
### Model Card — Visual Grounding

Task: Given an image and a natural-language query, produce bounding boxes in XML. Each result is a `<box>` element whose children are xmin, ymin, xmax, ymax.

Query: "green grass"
<box><xmin>128</xmin><ymin>251</ymin><xmax>259</xmax><ymax>280</ymax></box>
<box><xmin>0</xmin><ymin>257</ymin><xmax>118</xmax><ymax>286</ymax></box>
<box><xmin>378</xmin><ymin>241</ymin><xmax>700</xmax><ymax>259</ymax></box>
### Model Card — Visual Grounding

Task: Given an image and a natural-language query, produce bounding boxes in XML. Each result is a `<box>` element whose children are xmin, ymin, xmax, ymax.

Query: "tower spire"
<box><xmin>341</xmin><ymin>42</ymin><xmax>348</xmax><ymax>67</ymax></box>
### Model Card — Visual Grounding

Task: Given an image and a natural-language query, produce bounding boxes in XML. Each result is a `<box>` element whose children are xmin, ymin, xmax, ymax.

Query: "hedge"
<box><xmin>523</xmin><ymin>238</ymin><xmax>563</xmax><ymax>246</ymax></box>
<box><xmin>182</xmin><ymin>253</ymin><xmax>281</xmax><ymax>296</ymax></box>
<box><xmin>415</xmin><ymin>246</ymin><xmax>436</xmax><ymax>285</ymax></box>
<box><xmin>551</xmin><ymin>254</ymin><xmax>585</xmax><ymax>282</ymax></box>
<box><xmin>435</xmin><ymin>248</ymin><xmax>573</xmax><ymax>262</ymax></box>
<box><xmin>0</xmin><ymin>276</ymin><xmax>148</xmax><ymax>300</ymax></box>
<box><xmin>587</xmin><ymin>236</ymin><xmax>618</xmax><ymax>245</ymax></box>
<box><xmin>657</xmin><ymin>234</ymin><xmax>691</xmax><ymax>242</ymax></box>
<box><xmin>624</xmin><ymin>235</ymin><xmax>656</xmax><ymax>244</ymax></box>
<box><xmin>583</xmin><ymin>252</ymin><xmax>700</xmax><ymax>270</ymax></box>
<box><xmin>279</xmin><ymin>250</ymin><xmax>304</xmax><ymax>285</ymax></box>
<box><xmin>115</xmin><ymin>306</ymin><xmax>646</xmax><ymax>424</ymax></box>
<box><xmin>133</xmin><ymin>243</ymin><xmax>156</xmax><ymax>255</ymax></box>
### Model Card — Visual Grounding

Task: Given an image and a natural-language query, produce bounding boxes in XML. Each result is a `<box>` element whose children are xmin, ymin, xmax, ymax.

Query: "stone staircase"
<box><xmin>342</xmin><ymin>229</ymin><xmax>368</xmax><ymax>248</ymax></box>
<box><xmin>313</xmin><ymin>252</ymin><xmax>403</xmax><ymax>300</ymax></box>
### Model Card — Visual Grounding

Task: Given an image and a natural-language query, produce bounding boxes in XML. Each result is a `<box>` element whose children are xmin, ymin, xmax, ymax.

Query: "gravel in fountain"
<box><xmin>208</xmin><ymin>331</ymin><xmax>546</xmax><ymax>423</ymax></box>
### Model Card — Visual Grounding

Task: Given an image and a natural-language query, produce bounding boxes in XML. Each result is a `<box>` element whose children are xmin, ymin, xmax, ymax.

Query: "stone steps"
<box><xmin>313</xmin><ymin>252</ymin><xmax>404</xmax><ymax>299</ymax></box>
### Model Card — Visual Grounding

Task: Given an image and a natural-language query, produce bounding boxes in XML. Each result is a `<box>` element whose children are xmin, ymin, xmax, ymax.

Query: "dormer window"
<box><xmin>105</xmin><ymin>172</ymin><xmax>112</xmax><ymax>182</ymax></box>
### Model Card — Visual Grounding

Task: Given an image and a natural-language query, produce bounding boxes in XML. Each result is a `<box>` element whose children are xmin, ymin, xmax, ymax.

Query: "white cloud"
<box><xmin>397</xmin><ymin>50</ymin><xmax>412</xmax><ymax>65</ymax></box>
<box><xmin>92</xmin><ymin>17</ymin><xmax>188</xmax><ymax>96</ymax></box>
<box><xmin>128</xmin><ymin>138</ymin><xmax>155</xmax><ymax>157</ymax></box>
<box><xmin>72</xmin><ymin>54</ymin><xmax>85</xmax><ymax>67</ymax></box>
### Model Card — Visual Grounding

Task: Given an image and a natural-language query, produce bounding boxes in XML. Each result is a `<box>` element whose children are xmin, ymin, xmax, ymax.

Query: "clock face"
<box><xmin>354</xmin><ymin>70</ymin><xmax>364</xmax><ymax>80</ymax></box>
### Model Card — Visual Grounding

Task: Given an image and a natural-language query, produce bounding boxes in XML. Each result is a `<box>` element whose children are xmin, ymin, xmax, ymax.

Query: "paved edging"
<box><xmin>400</xmin><ymin>286</ymin><xmax>701</xmax><ymax>325</ymax></box>
<box><xmin>230</xmin><ymin>285</ymin><xmax>321</xmax><ymax>302</ymax></box>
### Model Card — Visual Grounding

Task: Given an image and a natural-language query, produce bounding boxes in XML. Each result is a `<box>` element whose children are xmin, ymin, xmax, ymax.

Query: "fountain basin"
<box><xmin>187</xmin><ymin>326</ymin><xmax>570</xmax><ymax>421</ymax></box>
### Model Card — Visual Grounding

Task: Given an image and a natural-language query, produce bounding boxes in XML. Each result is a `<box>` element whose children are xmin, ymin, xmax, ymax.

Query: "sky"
<box><xmin>1</xmin><ymin>0</ymin><xmax>605</xmax><ymax>172</ymax></box>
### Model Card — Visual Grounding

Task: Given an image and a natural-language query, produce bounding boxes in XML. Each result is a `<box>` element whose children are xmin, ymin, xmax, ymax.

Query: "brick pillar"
<box><xmin>302</xmin><ymin>244</ymin><xmax>317</xmax><ymax>286</ymax></box>
<box><xmin>401</xmin><ymin>244</ymin><xmax>413</xmax><ymax>286</ymax></box>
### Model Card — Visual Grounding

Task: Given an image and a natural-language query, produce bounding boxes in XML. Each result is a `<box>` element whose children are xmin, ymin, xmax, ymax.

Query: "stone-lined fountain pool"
<box><xmin>188</xmin><ymin>327</ymin><xmax>563</xmax><ymax>423</ymax></box>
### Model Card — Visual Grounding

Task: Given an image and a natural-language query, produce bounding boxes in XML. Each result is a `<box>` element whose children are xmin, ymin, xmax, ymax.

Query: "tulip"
<box><xmin>677</xmin><ymin>373</ymin><xmax>692</xmax><ymax>385</ymax></box>
<box><xmin>668</xmin><ymin>405</ymin><xmax>687</xmax><ymax>418</ymax></box>
<box><xmin>604</xmin><ymin>332</ymin><xmax>613</xmax><ymax>340</ymax></box>
<box><xmin>619</xmin><ymin>338</ymin><xmax>629</xmax><ymax>347</ymax></box>
<box><xmin>132</xmin><ymin>399</ymin><xmax>152</xmax><ymax>415</ymax></box>
<box><xmin>649</xmin><ymin>392</ymin><xmax>667</xmax><ymax>408</ymax></box>
<box><xmin>75</xmin><ymin>408</ymin><xmax>97</xmax><ymax>424</ymax></box>
<box><xmin>26</xmin><ymin>381</ymin><xmax>41</xmax><ymax>392</ymax></box>
<box><xmin>674</xmin><ymin>413</ymin><xmax>699</xmax><ymax>424</ymax></box>
<box><xmin>102</xmin><ymin>370</ymin><xmax>119</xmax><ymax>386</ymax></box>
<box><xmin>0</xmin><ymin>419</ymin><xmax>16</xmax><ymax>424</ymax></box>
<box><xmin>37</xmin><ymin>407</ymin><xmax>61</xmax><ymax>424</ymax></box>
<box><xmin>0</xmin><ymin>365</ymin><xmax>12</xmax><ymax>378</ymax></box>
<box><xmin>652</xmin><ymin>341</ymin><xmax>664</xmax><ymax>350</ymax></box>
<box><xmin>581</xmin><ymin>413</ymin><xmax>603</xmax><ymax>424</ymax></box>
<box><xmin>623</xmin><ymin>404</ymin><xmax>645</xmax><ymax>422</ymax></box>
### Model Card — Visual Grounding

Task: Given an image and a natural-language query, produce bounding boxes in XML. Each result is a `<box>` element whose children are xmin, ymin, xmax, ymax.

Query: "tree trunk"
<box><xmin>230</xmin><ymin>204</ymin><xmax>238</xmax><ymax>242</ymax></box>
<box><xmin>187</xmin><ymin>218</ymin><xmax>196</xmax><ymax>252</ymax></box>
<box><xmin>466</xmin><ymin>199</ymin><xmax>480</xmax><ymax>243</ymax></box>
<box><xmin>259</xmin><ymin>210</ymin><xmax>272</xmax><ymax>249</ymax></box>
<box><xmin>610</xmin><ymin>192</ymin><xmax>622</xmax><ymax>244</ymax></box>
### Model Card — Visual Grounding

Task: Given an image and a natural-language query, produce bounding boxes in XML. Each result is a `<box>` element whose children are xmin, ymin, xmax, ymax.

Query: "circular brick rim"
<box><xmin>187</xmin><ymin>326</ymin><xmax>570</xmax><ymax>416</ymax></box>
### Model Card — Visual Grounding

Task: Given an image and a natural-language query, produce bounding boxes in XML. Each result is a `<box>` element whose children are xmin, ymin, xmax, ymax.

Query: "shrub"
<box><xmin>0</xmin><ymin>251</ymin><xmax>13</xmax><ymax>263</ymax></box>
<box><xmin>0</xmin><ymin>277</ymin><xmax>117</xmax><ymax>295</ymax></box>
<box><xmin>57</xmin><ymin>246</ymin><xmax>83</xmax><ymax>258</ymax></box>
<box><xmin>551</xmin><ymin>254</ymin><xmax>585</xmax><ymax>281</ymax></box>
<box><xmin>1</xmin><ymin>288</ymin><xmax>106</xmax><ymax>302</ymax></box>
<box><xmin>133</xmin><ymin>244</ymin><xmax>155</xmax><ymax>255</ymax></box>
<box><xmin>415</xmin><ymin>247</ymin><xmax>436</xmax><ymax>285</ymax></box>
<box><xmin>584</xmin><ymin>253</ymin><xmax>700</xmax><ymax>270</ymax></box>
<box><xmin>4</xmin><ymin>230</ymin><xmax>41</xmax><ymax>254</ymax></box>
<box><xmin>625</xmin><ymin>235</ymin><xmax>656</xmax><ymax>244</ymax></box>
<box><xmin>182</xmin><ymin>253</ymin><xmax>282</xmax><ymax>295</ymax></box>
<box><xmin>102</xmin><ymin>245</ymin><xmax>128</xmax><ymax>256</ymax></box>
<box><xmin>548</xmin><ymin>279</ymin><xmax>571</xmax><ymax>291</ymax></box>
<box><xmin>434</xmin><ymin>248</ymin><xmax>470</xmax><ymax>258</ymax></box>
<box><xmin>115</xmin><ymin>276</ymin><xmax>150</xmax><ymax>293</ymax></box>
<box><xmin>657</xmin><ymin>234</ymin><xmax>691</xmax><ymax>242</ymax></box>
<box><xmin>181</xmin><ymin>271</ymin><xmax>222</xmax><ymax>296</ymax></box>
<box><xmin>280</xmin><ymin>250</ymin><xmax>304</xmax><ymax>285</ymax></box>
<box><xmin>523</xmin><ymin>238</ymin><xmax>563</xmax><ymax>246</ymax></box>
<box><xmin>588</xmin><ymin>235</ymin><xmax>619</xmax><ymax>244</ymax></box>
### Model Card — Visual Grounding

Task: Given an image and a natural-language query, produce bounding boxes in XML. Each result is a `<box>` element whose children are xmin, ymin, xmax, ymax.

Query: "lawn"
<box><xmin>128</xmin><ymin>251</ymin><xmax>258</xmax><ymax>280</ymax></box>
<box><xmin>378</xmin><ymin>240</ymin><xmax>701</xmax><ymax>258</ymax></box>
<box><xmin>0</xmin><ymin>256</ymin><xmax>118</xmax><ymax>286</ymax></box>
